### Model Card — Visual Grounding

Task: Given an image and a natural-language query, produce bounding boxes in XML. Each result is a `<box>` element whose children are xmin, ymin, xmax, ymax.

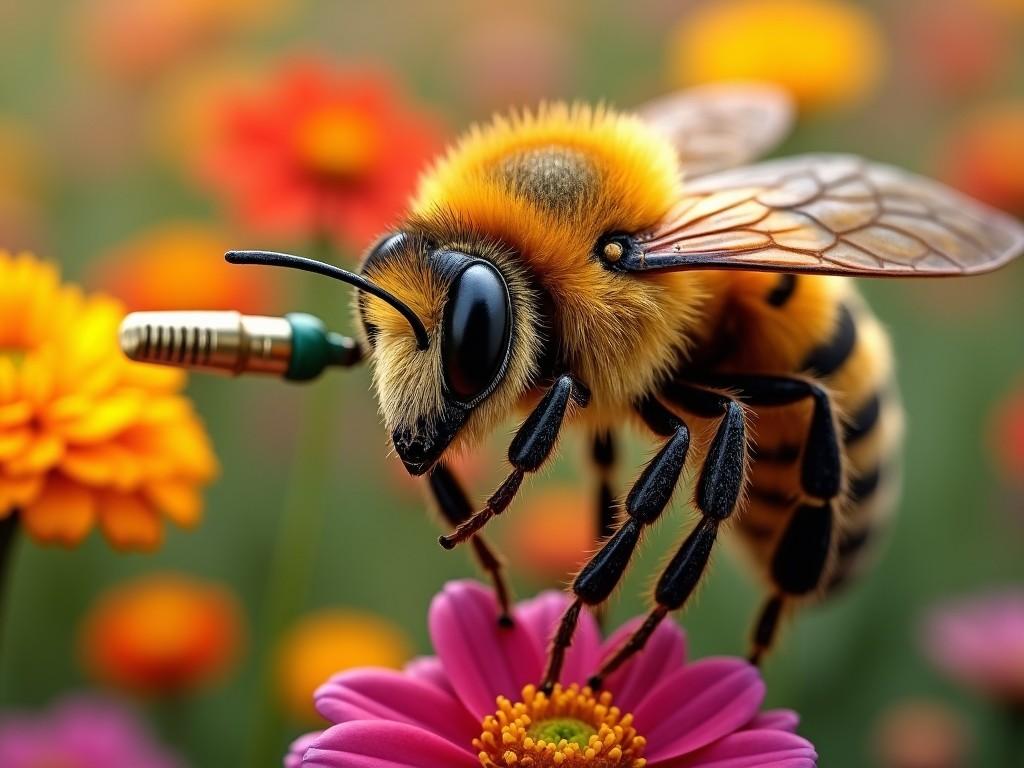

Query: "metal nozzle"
<box><xmin>118</xmin><ymin>311</ymin><xmax>358</xmax><ymax>381</ymax></box>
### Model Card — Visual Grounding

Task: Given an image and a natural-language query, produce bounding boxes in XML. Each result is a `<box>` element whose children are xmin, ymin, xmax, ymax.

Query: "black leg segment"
<box><xmin>439</xmin><ymin>374</ymin><xmax>589</xmax><ymax>549</ymax></box>
<box><xmin>592</xmin><ymin>431</ymin><xmax>617</xmax><ymax>542</ymax></box>
<box><xmin>688</xmin><ymin>373</ymin><xmax>846</xmax><ymax>662</ymax></box>
<box><xmin>428</xmin><ymin>464</ymin><xmax>514</xmax><ymax>626</ymax></box>
<box><xmin>542</xmin><ymin>397</ymin><xmax>692</xmax><ymax>692</ymax></box>
<box><xmin>590</xmin><ymin>387</ymin><xmax>749</xmax><ymax>688</ymax></box>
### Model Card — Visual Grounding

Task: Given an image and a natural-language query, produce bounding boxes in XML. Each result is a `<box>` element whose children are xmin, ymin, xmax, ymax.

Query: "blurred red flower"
<box><xmin>937</xmin><ymin>103</ymin><xmax>1024</xmax><ymax>217</ymax></box>
<box><xmin>200</xmin><ymin>61</ymin><xmax>443</xmax><ymax>253</ymax></box>
<box><xmin>897</xmin><ymin>1</ymin><xmax>1010</xmax><ymax>98</ymax></box>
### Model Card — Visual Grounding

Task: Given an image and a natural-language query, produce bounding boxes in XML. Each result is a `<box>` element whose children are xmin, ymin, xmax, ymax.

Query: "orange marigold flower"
<box><xmin>275</xmin><ymin>609</ymin><xmax>411</xmax><ymax>723</ymax></box>
<box><xmin>505</xmin><ymin>487</ymin><xmax>597</xmax><ymax>586</ymax></box>
<box><xmin>0</xmin><ymin>251</ymin><xmax>217</xmax><ymax>550</ymax></box>
<box><xmin>89</xmin><ymin>222</ymin><xmax>279</xmax><ymax>313</ymax></box>
<box><xmin>669</xmin><ymin>0</ymin><xmax>886</xmax><ymax>113</ymax></box>
<box><xmin>81</xmin><ymin>572</ymin><xmax>243</xmax><ymax>695</ymax></box>
<box><xmin>938</xmin><ymin>103</ymin><xmax>1024</xmax><ymax>217</ymax></box>
<box><xmin>200</xmin><ymin>60</ymin><xmax>443</xmax><ymax>252</ymax></box>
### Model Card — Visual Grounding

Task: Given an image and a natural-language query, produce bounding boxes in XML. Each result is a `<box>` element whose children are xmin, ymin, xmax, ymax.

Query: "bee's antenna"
<box><xmin>225</xmin><ymin>250</ymin><xmax>430</xmax><ymax>350</ymax></box>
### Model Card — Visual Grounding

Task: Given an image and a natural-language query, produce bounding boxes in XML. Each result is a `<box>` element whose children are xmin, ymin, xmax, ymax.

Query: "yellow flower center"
<box><xmin>294</xmin><ymin>107</ymin><xmax>379</xmax><ymax>179</ymax></box>
<box><xmin>474</xmin><ymin>684</ymin><xmax>647</xmax><ymax>768</ymax></box>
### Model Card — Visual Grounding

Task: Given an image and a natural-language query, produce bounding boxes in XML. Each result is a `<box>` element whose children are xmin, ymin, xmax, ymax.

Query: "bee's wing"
<box><xmin>637</xmin><ymin>83</ymin><xmax>795</xmax><ymax>177</ymax></box>
<box><xmin>619</xmin><ymin>154</ymin><xmax>1024</xmax><ymax>277</ymax></box>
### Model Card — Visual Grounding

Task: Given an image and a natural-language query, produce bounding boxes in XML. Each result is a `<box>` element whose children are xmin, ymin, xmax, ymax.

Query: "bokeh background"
<box><xmin>1</xmin><ymin>1</ymin><xmax>1023</xmax><ymax>766</ymax></box>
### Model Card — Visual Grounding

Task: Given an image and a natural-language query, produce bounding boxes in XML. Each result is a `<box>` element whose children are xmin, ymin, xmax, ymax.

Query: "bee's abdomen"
<box><xmin>721</xmin><ymin>276</ymin><xmax>904</xmax><ymax>595</ymax></box>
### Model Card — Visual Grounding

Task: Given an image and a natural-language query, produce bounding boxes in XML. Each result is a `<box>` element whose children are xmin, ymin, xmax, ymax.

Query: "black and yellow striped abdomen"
<box><xmin>691</xmin><ymin>271</ymin><xmax>903</xmax><ymax>596</ymax></box>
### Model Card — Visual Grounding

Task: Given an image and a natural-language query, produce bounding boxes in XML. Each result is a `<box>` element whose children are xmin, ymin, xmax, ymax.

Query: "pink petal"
<box><xmin>314</xmin><ymin>669</ymin><xmax>478</xmax><ymax>748</ymax></box>
<box><xmin>746</xmin><ymin>710</ymin><xmax>800</xmax><ymax>734</ymax></box>
<box><xmin>655</xmin><ymin>729</ymin><xmax>817</xmax><ymax>767</ymax></box>
<box><xmin>403</xmin><ymin>657</ymin><xmax>455</xmax><ymax>695</ymax></box>
<box><xmin>601</xmin><ymin>615</ymin><xmax>687</xmax><ymax>713</ymax></box>
<box><xmin>285</xmin><ymin>732</ymin><xmax>320</xmax><ymax>768</ymax></box>
<box><xmin>517</xmin><ymin>590</ymin><xmax>602</xmax><ymax>687</ymax></box>
<box><xmin>429</xmin><ymin>580</ymin><xmax>543</xmax><ymax>719</ymax></box>
<box><xmin>636</xmin><ymin>658</ymin><xmax>766</xmax><ymax>760</ymax></box>
<box><xmin>302</xmin><ymin>720</ymin><xmax>478</xmax><ymax>768</ymax></box>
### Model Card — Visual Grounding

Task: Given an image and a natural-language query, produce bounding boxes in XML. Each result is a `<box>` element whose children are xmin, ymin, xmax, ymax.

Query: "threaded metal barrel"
<box><xmin>118</xmin><ymin>311</ymin><xmax>294</xmax><ymax>376</ymax></box>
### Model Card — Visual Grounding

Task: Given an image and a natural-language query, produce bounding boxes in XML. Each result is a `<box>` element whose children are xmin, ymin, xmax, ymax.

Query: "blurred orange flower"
<box><xmin>505</xmin><ymin>487</ymin><xmax>597</xmax><ymax>586</ymax></box>
<box><xmin>0</xmin><ymin>251</ymin><xmax>217</xmax><ymax>550</ymax></box>
<box><xmin>73</xmin><ymin>0</ymin><xmax>284</xmax><ymax>83</ymax></box>
<box><xmin>938</xmin><ymin>104</ymin><xmax>1024</xmax><ymax>217</ymax></box>
<box><xmin>872</xmin><ymin>699</ymin><xmax>972</xmax><ymax>768</ymax></box>
<box><xmin>989</xmin><ymin>383</ymin><xmax>1024</xmax><ymax>487</ymax></box>
<box><xmin>200</xmin><ymin>60</ymin><xmax>443</xmax><ymax>252</ymax></box>
<box><xmin>275</xmin><ymin>609</ymin><xmax>411</xmax><ymax>722</ymax></box>
<box><xmin>90</xmin><ymin>223</ymin><xmax>279</xmax><ymax>313</ymax></box>
<box><xmin>81</xmin><ymin>572</ymin><xmax>243</xmax><ymax>695</ymax></box>
<box><xmin>669</xmin><ymin>0</ymin><xmax>885</xmax><ymax>113</ymax></box>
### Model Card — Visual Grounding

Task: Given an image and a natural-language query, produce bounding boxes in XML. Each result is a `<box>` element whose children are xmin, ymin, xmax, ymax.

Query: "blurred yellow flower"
<box><xmin>81</xmin><ymin>572</ymin><xmax>243</xmax><ymax>695</ymax></box>
<box><xmin>275</xmin><ymin>609</ymin><xmax>411</xmax><ymax>722</ymax></box>
<box><xmin>89</xmin><ymin>223</ymin><xmax>279</xmax><ymax>314</ymax></box>
<box><xmin>0</xmin><ymin>251</ymin><xmax>217</xmax><ymax>550</ymax></box>
<box><xmin>669</xmin><ymin>0</ymin><xmax>885</xmax><ymax>112</ymax></box>
<box><xmin>505</xmin><ymin>487</ymin><xmax>597</xmax><ymax>586</ymax></box>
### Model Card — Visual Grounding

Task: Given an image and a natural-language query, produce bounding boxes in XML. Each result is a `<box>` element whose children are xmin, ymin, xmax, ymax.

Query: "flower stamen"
<box><xmin>475</xmin><ymin>683</ymin><xmax>646</xmax><ymax>767</ymax></box>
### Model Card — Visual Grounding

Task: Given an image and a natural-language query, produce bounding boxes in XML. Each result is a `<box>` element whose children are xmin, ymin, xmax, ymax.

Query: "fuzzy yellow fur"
<box><xmin>406</xmin><ymin>103</ymin><xmax>712</xmax><ymax>430</ymax></box>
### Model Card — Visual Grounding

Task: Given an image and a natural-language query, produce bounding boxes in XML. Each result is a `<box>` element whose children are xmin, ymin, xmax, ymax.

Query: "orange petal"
<box><xmin>0</xmin><ymin>428</ymin><xmax>32</xmax><ymax>461</ymax></box>
<box><xmin>146</xmin><ymin>480</ymin><xmax>202</xmax><ymax>528</ymax></box>
<box><xmin>97</xmin><ymin>491</ymin><xmax>163</xmax><ymax>551</ymax></box>
<box><xmin>21</xmin><ymin>475</ymin><xmax>96</xmax><ymax>546</ymax></box>
<box><xmin>0</xmin><ymin>472</ymin><xmax>43</xmax><ymax>512</ymax></box>
<box><xmin>0</xmin><ymin>401</ymin><xmax>31</xmax><ymax>429</ymax></box>
<box><xmin>61</xmin><ymin>442</ymin><xmax>141</xmax><ymax>488</ymax></box>
<box><xmin>4</xmin><ymin>432</ymin><xmax>63</xmax><ymax>475</ymax></box>
<box><xmin>59</xmin><ymin>392</ymin><xmax>143</xmax><ymax>443</ymax></box>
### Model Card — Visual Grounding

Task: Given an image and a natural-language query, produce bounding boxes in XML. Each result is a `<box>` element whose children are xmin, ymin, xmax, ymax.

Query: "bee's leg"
<box><xmin>591</xmin><ymin>430</ymin><xmax>618</xmax><ymax>544</ymax></box>
<box><xmin>428</xmin><ymin>463</ymin><xmax>514</xmax><ymax>627</ymax></box>
<box><xmin>438</xmin><ymin>374</ymin><xmax>590</xmax><ymax>549</ymax></box>
<box><xmin>690</xmin><ymin>373</ymin><xmax>843</xmax><ymax>664</ymax></box>
<box><xmin>583</xmin><ymin>390</ymin><xmax>747</xmax><ymax>689</ymax></box>
<box><xmin>589</xmin><ymin>430</ymin><xmax>618</xmax><ymax>628</ymax></box>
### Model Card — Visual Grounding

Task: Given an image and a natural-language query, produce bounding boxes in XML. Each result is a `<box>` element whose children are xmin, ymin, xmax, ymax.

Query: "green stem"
<box><xmin>0</xmin><ymin>514</ymin><xmax>19</xmax><ymax>635</ymax></box>
<box><xmin>998</xmin><ymin>704</ymin><xmax>1024</xmax><ymax>768</ymax></box>
<box><xmin>247</xmin><ymin>236</ymin><xmax>342</xmax><ymax>766</ymax></box>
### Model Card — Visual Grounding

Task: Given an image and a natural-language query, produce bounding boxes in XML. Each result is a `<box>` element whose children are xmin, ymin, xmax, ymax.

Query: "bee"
<box><xmin>120</xmin><ymin>83</ymin><xmax>1024</xmax><ymax>690</ymax></box>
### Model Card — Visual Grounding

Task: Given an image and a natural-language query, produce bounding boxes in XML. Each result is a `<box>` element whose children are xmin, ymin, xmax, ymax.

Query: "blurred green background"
<box><xmin>1</xmin><ymin>1</ymin><xmax>1022</xmax><ymax>766</ymax></box>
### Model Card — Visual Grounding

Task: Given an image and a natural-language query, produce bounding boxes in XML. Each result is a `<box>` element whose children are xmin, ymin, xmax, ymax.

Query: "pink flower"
<box><xmin>0</xmin><ymin>695</ymin><xmax>180</xmax><ymax>768</ymax></box>
<box><xmin>287</xmin><ymin>580</ymin><xmax>817</xmax><ymax>767</ymax></box>
<box><xmin>924</xmin><ymin>591</ymin><xmax>1024</xmax><ymax>705</ymax></box>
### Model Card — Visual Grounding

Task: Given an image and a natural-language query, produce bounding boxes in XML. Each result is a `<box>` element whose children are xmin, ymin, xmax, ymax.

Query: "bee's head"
<box><xmin>358</xmin><ymin>231</ymin><xmax>540</xmax><ymax>475</ymax></box>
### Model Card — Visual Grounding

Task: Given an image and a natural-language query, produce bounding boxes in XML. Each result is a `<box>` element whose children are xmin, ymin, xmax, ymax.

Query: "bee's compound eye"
<box><xmin>442</xmin><ymin>261</ymin><xmax>511</xmax><ymax>403</ymax></box>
